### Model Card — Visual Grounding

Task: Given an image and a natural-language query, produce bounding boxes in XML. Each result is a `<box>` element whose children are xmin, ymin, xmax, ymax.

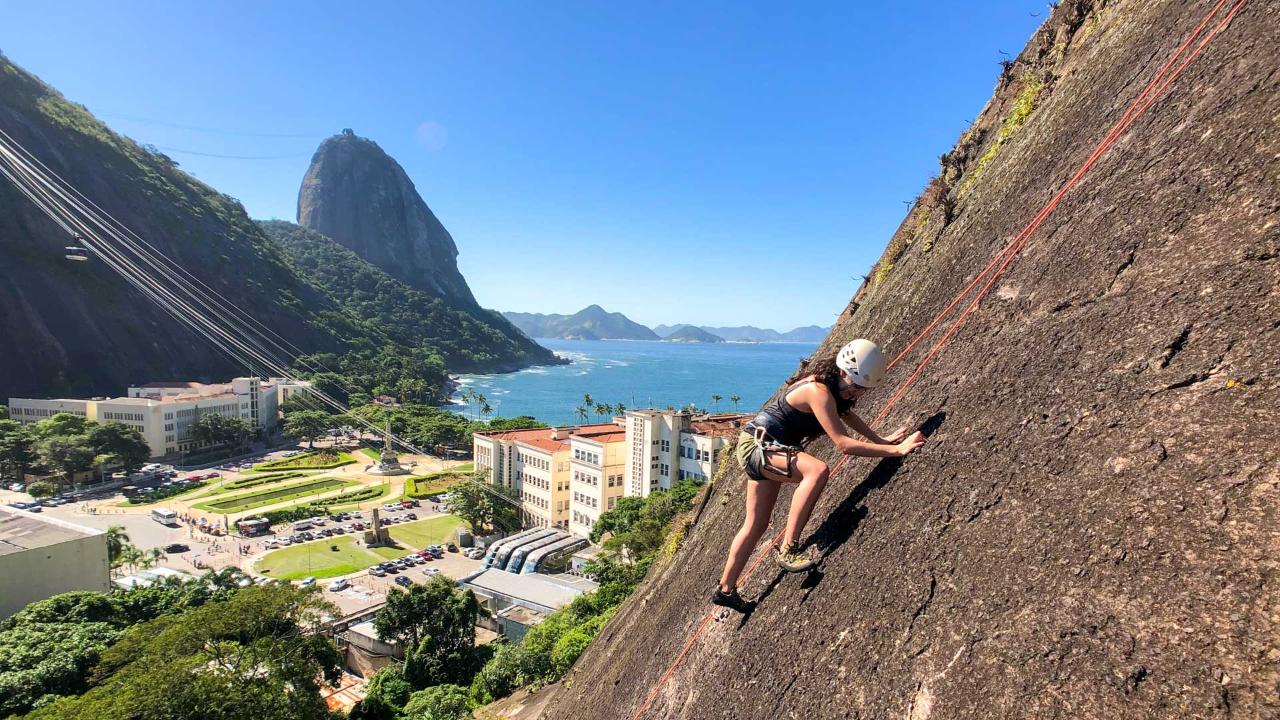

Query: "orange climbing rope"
<box><xmin>627</xmin><ymin>2</ymin><xmax>1246</xmax><ymax>718</ymax></box>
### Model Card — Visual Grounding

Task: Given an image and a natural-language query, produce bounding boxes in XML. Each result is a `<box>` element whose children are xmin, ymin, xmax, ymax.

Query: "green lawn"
<box><xmin>249</xmin><ymin>451</ymin><xmax>356</xmax><ymax>473</ymax></box>
<box><xmin>357</xmin><ymin>448</ymin><xmax>381</xmax><ymax>461</ymax></box>
<box><xmin>195</xmin><ymin>477</ymin><xmax>355</xmax><ymax>514</ymax></box>
<box><xmin>256</xmin><ymin>536</ymin><xmax>410</xmax><ymax>580</ymax></box>
<box><xmin>387</xmin><ymin>515</ymin><xmax>465</xmax><ymax>549</ymax></box>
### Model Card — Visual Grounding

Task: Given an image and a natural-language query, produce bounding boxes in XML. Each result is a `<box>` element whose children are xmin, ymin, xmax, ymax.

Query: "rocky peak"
<box><xmin>296</xmin><ymin>131</ymin><xmax>477</xmax><ymax>307</ymax></box>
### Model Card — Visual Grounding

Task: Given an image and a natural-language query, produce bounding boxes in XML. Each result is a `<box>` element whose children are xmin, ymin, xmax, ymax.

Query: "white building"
<box><xmin>9</xmin><ymin>376</ymin><xmax>309</xmax><ymax>459</ymax></box>
<box><xmin>0</xmin><ymin>505</ymin><xmax>110</xmax><ymax>619</ymax></box>
<box><xmin>474</xmin><ymin>412</ymin><xmax>748</xmax><ymax>539</ymax></box>
<box><xmin>622</xmin><ymin>410</ymin><xmax>749</xmax><ymax>498</ymax></box>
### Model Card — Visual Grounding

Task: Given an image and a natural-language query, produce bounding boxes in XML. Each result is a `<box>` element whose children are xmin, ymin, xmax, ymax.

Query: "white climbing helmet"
<box><xmin>836</xmin><ymin>339</ymin><xmax>886</xmax><ymax>389</ymax></box>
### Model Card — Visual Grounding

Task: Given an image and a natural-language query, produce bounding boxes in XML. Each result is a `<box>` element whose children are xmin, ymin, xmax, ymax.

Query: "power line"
<box><xmin>151</xmin><ymin>145</ymin><xmax>311</xmax><ymax>161</ymax></box>
<box><xmin>103</xmin><ymin>113</ymin><xmax>317</xmax><ymax>139</ymax></box>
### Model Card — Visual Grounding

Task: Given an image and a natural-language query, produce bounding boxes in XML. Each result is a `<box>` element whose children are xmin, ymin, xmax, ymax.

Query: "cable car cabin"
<box><xmin>64</xmin><ymin>246</ymin><xmax>89</xmax><ymax>261</ymax></box>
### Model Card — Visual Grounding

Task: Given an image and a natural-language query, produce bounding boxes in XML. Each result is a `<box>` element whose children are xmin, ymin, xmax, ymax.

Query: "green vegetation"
<box><xmin>346</xmin><ymin>403</ymin><xmax>545</xmax><ymax>454</ymax></box>
<box><xmin>23</xmin><ymin>584</ymin><xmax>340</xmax><ymax>720</ymax></box>
<box><xmin>406</xmin><ymin>464</ymin><xmax>475</xmax><ymax>499</ymax></box>
<box><xmin>262</xmin><ymin>220</ymin><xmax>559</xmax><ymax>375</ymax></box>
<box><xmin>250</xmin><ymin>450</ymin><xmax>355</xmax><ymax>472</ymax></box>
<box><xmin>119</xmin><ymin>480</ymin><xmax>209</xmax><ymax>506</ymax></box>
<box><xmin>256</xmin><ymin>536</ymin><xmax>409</xmax><ymax>580</ymax></box>
<box><xmin>387</xmin><ymin>515</ymin><xmax>465</xmax><ymax>549</ymax></box>
<box><xmin>960</xmin><ymin>74</ymin><xmax>1046</xmax><ymax>195</ymax></box>
<box><xmin>218</xmin><ymin>471</ymin><xmax>308</xmax><ymax>492</ymax></box>
<box><xmin>195</xmin><ymin>477</ymin><xmax>354</xmax><ymax>513</ymax></box>
<box><xmin>0</xmin><ymin>413</ymin><xmax>148</xmax><ymax>492</ymax></box>
<box><xmin>258</xmin><ymin>483</ymin><xmax>392</xmax><ymax>524</ymax></box>
<box><xmin>447</xmin><ymin>480</ymin><xmax>521</xmax><ymax>534</ymax></box>
<box><xmin>283</xmin><ymin>410</ymin><xmax>331</xmax><ymax>449</ymax></box>
<box><xmin>190</xmin><ymin>413</ymin><xmax>256</xmax><ymax>454</ymax></box>
<box><xmin>0</xmin><ymin>572</ymin><xmax>334</xmax><ymax>718</ymax></box>
<box><xmin>351</xmin><ymin>579</ymin><xmax>488</xmax><ymax>719</ymax></box>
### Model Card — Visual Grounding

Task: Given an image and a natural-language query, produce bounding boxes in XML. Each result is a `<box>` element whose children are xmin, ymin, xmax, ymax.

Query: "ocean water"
<box><xmin>450</xmin><ymin>339</ymin><xmax>820</xmax><ymax>426</ymax></box>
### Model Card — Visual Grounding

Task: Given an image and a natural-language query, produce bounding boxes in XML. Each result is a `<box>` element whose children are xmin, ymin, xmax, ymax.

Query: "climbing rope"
<box><xmin>627</xmin><ymin>2</ymin><xmax>1246</xmax><ymax>717</ymax></box>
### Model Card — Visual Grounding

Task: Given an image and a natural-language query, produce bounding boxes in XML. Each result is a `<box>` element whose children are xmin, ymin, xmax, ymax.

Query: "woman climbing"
<box><xmin>712</xmin><ymin>339</ymin><xmax>926</xmax><ymax>612</ymax></box>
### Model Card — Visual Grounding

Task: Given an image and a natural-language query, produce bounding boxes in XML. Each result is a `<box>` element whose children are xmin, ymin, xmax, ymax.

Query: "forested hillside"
<box><xmin>262</xmin><ymin>221</ymin><xmax>561</xmax><ymax>374</ymax></box>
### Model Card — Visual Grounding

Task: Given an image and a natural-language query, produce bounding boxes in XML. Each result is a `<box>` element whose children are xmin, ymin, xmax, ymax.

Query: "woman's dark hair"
<box><xmin>787</xmin><ymin>354</ymin><xmax>841</xmax><ymax>394</ymax></box>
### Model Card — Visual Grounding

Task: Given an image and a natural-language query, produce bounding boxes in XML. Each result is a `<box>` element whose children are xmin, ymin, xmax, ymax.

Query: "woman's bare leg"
<box><xmin>782</xmin><ymin>452</ymin><xmax>830</xmax><ymax>548</ymax></box>
<box><xmin>719</xmin><ymin>479</ymin><xmax>781</xmax><ymax>592</ymax></box>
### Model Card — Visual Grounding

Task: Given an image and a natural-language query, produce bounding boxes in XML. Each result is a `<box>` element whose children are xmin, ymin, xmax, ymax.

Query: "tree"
<box><xmin>0</xmin><ymin>405</ymin><xmax>7</xmax><ymax>419</ymax></box>
<box><xmin>350</xmin><ymin>664</ymin><xmax>412</xmax><ymax>720</ymax></box>
<box><xmin>711</xmin><ymin>394</ymin><xmax>722</xmax><ymax>411</ymax></box>
<box><xmin>35</xmin><ymin>434</ymin><xmax>96</xmax><ymax>488</ymax></box>
<box><xmin>25</xmin><ymin>586</ymin><xmax>341</xmax><ymax>720</ymax></box>
<box><xmin>446</xmin><ymin>480</ymin><xmax>519</xmax><ymax>534</ymax></box>
<box><xmin>593</xmin><ymin>403</ymin><xmax>609</xmax><ymax>421</ymax></box>
<box><xmin>730</xmin><ymin>394</ymin><xmax>741</xmax><ymax>412</ymax></box>
<box><xmin>575</xmin><ymin>405</ymin><xmax>588</xmax><ymax>424</ymax></box>
<box><xmin>25</xmin><ymin>478</ymin><xmax>58</xmax><ymax>498</ymax></box>
<box><xmin>0</xmin><ymin>419</ymin><xmax>36</xmax><ymax>482</ymax></box>
<box><xmin>88</xmin><ymin>422</ymin><xmax>150</xmax><ymax>475</ymax></box>
<box><xmin>284</xmin><ymin>410</ymin><xmax>331</xmax><ymax>450</ymax></box>
<box><xmin>615</xmin><ymin>402</ymin><xmax>626</xmax><ymax>415</ymax></box>
<box><xmin>374</xmin><ymin>576</ymin><xmax>488</xmax><ymax>688</ymax></box>
<box><xmin>402</xmin><ymin>684</ymin><xmax>470</xmax><ymax>720</ymax></box>
<box><xmin>589</xmin><ymin>496</ymin><xmax>646</xmax><ymax>543</ymax></box>
<box><xmin>105</xmin><ymin>526</ymin><xmax>131</xmax><ymax>566</ymax></box>
<box><xmin>478</xmin><ymin>395</ymin><xmax>493</xmax><ymax>420</ymax></box>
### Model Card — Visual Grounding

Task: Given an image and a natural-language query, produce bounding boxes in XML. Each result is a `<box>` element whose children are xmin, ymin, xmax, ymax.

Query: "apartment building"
<box><xmin>623</xmin><ymin>410</ymin><xmax>750</xmax><ymax>498</ymax></box>
<box><xmin>9</xmin><ymin>376</ymin><xmax>309</xmax><ymax>459</ymax></box>
<box><xmin>474</xmin><ymin>422</ymin><xmax>627</xmax><ymax>534</ymax></box>
<box><xmin>567</xmin><ymin>426</ymin><xmax>627</xmax><ymax>539</ymax></box>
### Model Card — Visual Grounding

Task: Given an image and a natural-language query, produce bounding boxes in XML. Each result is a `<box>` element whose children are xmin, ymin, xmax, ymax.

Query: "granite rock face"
<box><xmin>543</xmin><ymin>2</ymin><xmax>1278</xmax><ymax>718</ymax></box>
<box><xmin>297</xmin><ymin>131</ymin><xmax>478</xmax><ymax>307</ymax></box>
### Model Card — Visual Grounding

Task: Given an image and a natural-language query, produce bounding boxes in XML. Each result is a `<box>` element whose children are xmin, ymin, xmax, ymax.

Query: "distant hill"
<box><xmin>501</xmin><ymin>305</ymin><xmax>659</xmax><ymax>340</ymax></box>
<box><xmin>662</xmin><ymin>325</ymin><xmax>724</xmax><ymax>343</ymax></box>
<box><xmin>652</xmin><ymin>324</ymin><xmax>831</xmax><ymax>342</ymax></box>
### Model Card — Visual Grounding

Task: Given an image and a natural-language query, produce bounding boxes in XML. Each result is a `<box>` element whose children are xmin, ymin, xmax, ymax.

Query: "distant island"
<box><xmin>662</xmin><ymin>325</ymin><xmax>725</xmax><ymax>344</ymax></box>
<box><xmin>502</xmin><ymin>305</ymin><xmax>830</xmax><ymax>343</ymax></box>
<box><xmin>502</xmin><ymin>305</ymin><xmax>660</xmax><ymax>341</ymax></box>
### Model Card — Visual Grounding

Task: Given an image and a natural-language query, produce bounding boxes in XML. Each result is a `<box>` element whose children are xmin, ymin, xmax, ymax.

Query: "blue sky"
<box><xmin>2</xmin><ymin>1</ymin><xmax>1045</xmax><ymax>331</ymax></box>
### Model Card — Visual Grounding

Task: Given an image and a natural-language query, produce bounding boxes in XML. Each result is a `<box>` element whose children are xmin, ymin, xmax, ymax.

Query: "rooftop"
<box><xmin>462</xmin><ymin>568</ymin><xmax>598</xmax><ymax>613</ymax></box>
<box><xmin>0</xmin><ymin>506</ymin><xmax>103</xmax><ymax>557</ymax></box>
<box><xmin>690</xmin><ymin>414</ymin><xmax>752</xmax><ymax>439</ymax></box>
<box><xmin>479</xmin><ymin>422</ymin><xmax>628</xmax><ymax>453</ymax></box>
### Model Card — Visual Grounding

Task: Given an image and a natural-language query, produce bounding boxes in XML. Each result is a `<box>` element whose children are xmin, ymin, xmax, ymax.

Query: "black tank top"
<box><xmin>749</xmin><ymin>378</ymin><xmax>855</xmax><ymax>447</ymax></box>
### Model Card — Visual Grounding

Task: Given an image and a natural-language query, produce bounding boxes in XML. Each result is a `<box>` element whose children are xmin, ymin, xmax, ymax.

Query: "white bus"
<box><xmin>150</xmin><ymin>508</ymin><xmax>178</xmax><ymax>525</ymax></box>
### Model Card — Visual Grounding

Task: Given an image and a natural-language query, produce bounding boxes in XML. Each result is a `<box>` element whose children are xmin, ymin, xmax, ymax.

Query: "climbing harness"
<box><xmin>743</xmin><ymin>423</ymin><xmax>800</xmax><ymax>481</ymax></box>
<box><xmin>626</xmin><ymin>2</ymin><xmax>1248</xmax><ymax>717</ymax></box>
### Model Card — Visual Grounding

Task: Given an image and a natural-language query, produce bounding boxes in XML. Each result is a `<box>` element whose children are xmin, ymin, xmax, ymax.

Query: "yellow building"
<box><xmin>473</xmin><ymin>422</ymin><xmax>628</xmax><ymax>534</ymax></box>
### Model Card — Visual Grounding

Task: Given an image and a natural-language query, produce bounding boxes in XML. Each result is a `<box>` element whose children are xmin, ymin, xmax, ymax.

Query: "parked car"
<box><xmin>399</xmin><ymin>500</ymin><xmax>416</xmax><ymax>509</ymax></box>
<box><xmin>423</xmin><ymin>568</ymin><xmax>440</xmax><ymax>576</ymax></box>
<box><xmin>405</xmin><ymin>512</ymin><xmax>418</xmax><ymax>520</ymax></box>
<box><xmin>328</xmin><ymin>578</ymin><xmax>350</xmax><ymax>592</ymax></box>
<box><xmin>394</xmin><ymin>575</ymin><xmax>413</xmax><ymax>588</ymax></box>
<box><xmin>446</xmin><ymin>543</ymin><xmax>458</xmax><ymax>553</ymax></box>
<box><xmin>298</xmin><ymin>577</ymin><xmax>317</xmax><ymax>589</ymax></box>
<box><xmin>25</xmin><ymin>505</ymin><xmax>42</xmax><ymax>513</ymax></box>
<box><xmin>164</xmin><ymin>543</ymin><xmax>190</xmax><ymax>553</ymax></box>
<box><xmin>369</xmin><ymin>567</ymin><xmax>386</xmax><ymax>577</ymax></box>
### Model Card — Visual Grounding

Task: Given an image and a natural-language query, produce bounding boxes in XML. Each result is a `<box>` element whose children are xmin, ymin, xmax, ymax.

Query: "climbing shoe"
<box><xmin>711</xmin><ymin>587</ymin><xmax>755</xmax><ymax>613</ymax></box>
<box><xmin>775</xmin><ymin>542</ymin><xmax>817</xmax><ymax>573</ymax></box>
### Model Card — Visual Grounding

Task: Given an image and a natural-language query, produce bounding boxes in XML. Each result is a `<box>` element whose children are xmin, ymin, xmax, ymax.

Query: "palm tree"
<box><xmin>105</xmin><ymin>525</ymin><xmax>131</xmax><ymax>565</ymax></box>
<box><xmin>575</xmin><ymin>406</ymin><xmax>589</xmax><ymax>424</ymax></box>
<box><xmin>146</xmin><ymin>547</ymin><xmax>168</xmax><ymax>568</ymax></box>
<box><xmin>711</xmin><ymin>394</ymin><xmax>722</xmax><ymax>412</ymax></box>
<box><xmin>582</xmin><ymin>393</ymin><xmax>593</xmax><ymax>410</ymax></box>
<box><xmin>594</xmin><ymin>403</ymin><xmax>609</xmax><ymax>421</ymax></box>
<box><xmin>480</xmin><ymin>397</ymin><xmax>493</xmax><ymax>420</ymax></box>
<box><xmin>730</xmin><ymin>394</ymin><xmax>741</xmax><ymax>412</ymax></box>
<box><xmin>615</xmin><ymin>402</ymin><xmax>626</xmax><ymax>415</ymax></box>
<box><xmin>120</xmin><ymin>545</ymin><xmax>144</xmax><ymax>573</ymax></box>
